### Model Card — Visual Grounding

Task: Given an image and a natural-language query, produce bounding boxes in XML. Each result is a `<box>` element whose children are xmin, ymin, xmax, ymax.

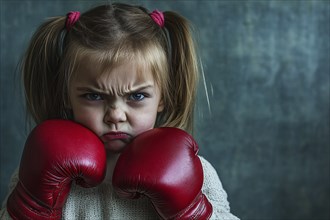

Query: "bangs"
<box><xmin>68</xmin><ymin>39</ymin><xmax>168</xmax><ymax>88</ymax></box>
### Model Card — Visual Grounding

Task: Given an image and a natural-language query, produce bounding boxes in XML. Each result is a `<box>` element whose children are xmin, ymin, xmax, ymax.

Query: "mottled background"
<box><xmin>1</xmin><ymin>0</ymin><xmax>329</xmax><ymax>219</ymax></box>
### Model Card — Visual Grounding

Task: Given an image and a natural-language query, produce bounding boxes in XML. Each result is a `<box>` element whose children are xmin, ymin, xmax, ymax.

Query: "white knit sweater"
<box><xmin>1</xmin><ymin>157</ymin><xmax>239</xmax><ymax>220</ymax></box>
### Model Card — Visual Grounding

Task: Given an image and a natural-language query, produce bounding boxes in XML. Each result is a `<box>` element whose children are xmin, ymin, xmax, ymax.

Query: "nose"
<box><xmin>104</xmin><ymin>105</ymin><xmax>127</xmax><ymax>125</ymax></box>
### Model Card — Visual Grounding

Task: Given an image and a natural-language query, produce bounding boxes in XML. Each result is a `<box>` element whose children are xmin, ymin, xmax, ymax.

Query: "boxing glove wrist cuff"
<box><xmin>171</xmin><ymin>192</ymin><xmax>213</xmax><ymax>220</ymax></box>
<box><xmin>7</xmin><ymin>181</ymin><xmax>62</xmax><ymax>220</ymax></box>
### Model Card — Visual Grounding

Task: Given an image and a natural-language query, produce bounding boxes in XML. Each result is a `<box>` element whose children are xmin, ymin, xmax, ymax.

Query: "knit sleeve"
<box><xmin>0</xmin><ymin>167</ymin><xmax>19</xmax><ymax>220</ymax></box>
<box><xmin>200</xmin><ymin>157</ymin><xmax>240</xmax><ymax>220</ymax></box>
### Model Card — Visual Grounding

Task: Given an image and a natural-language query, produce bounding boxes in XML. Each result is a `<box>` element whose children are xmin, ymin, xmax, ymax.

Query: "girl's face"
<box><xmin>68</xmin><ymin>58</ymin><xmax>164</xmax><ymax>153</ymax></box>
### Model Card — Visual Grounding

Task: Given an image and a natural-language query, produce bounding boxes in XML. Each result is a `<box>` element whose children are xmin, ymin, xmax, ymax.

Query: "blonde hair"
<box><xmin>22</xmin><ymin>3</ymin><xmax>199</xmax><ymax>133</ymax></box>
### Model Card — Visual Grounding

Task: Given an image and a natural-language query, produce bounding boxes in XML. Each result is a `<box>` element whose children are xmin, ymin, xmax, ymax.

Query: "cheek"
<box><xmin>131</xmin><ymin>111</ymin><xmax>158</xmax><ymax>136</ymax></box>
<box><xmin>72</xmin><ymin>107</ymin><xmax>103</xmax><ymax>135</ymax></box>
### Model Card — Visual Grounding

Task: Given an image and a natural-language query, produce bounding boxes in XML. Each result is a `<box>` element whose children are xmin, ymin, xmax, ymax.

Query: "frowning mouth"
<box><xmin>101</xmin><ymin>132</ymin><xmax>131</xmax><ymax>142</ymax></box>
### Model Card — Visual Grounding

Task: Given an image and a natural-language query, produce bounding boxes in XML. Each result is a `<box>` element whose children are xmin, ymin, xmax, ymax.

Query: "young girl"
<box><xmin>1</xmin><ymin>3</ymin><xmax>239</xmax><ymax>220</ymax></box>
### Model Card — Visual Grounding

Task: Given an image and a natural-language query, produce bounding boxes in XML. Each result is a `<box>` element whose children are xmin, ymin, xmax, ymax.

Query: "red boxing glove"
<box><xmin>112</xmin><ymin>127</ymin><xmax>213</xmax><ymax>220</ymax></box>
<box><xmin>7</xmin><ymin>120</ymin><xmax>106</xmax><ymax>219</ymax></box>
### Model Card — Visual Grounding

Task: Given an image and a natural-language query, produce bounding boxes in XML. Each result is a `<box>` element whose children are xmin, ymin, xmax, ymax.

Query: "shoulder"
<box><xmin>198</xmin><ymin>156</ymin><xmax>240</xmax><ymax>220</ymax></box>
<box><xmin>198</xmin><ymin>156</ymin><xmax>226</xmax><ymax>194</ymax></box>
<box><xmin>199</xmin><ymin>156</ymin><xmax>218</xmax><ymax>175</ymax></box>
<box><xmin>199</xmin><ymin>156</ymin><xmax>225</xmax><ymax>189</ymax></box>
<box><xmin>200</xmin><ymin>156</ymin><xmax>230</xmax><ymax>213</ymax></box>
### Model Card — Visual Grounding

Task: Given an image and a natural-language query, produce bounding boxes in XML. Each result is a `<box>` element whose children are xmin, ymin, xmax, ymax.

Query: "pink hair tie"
<box><xmin>66</xmin><ymin>11</ymin><xmax>80</xmax><ymax>31</ymax></box>
<box><xmin>150</xmin><ymin>10</ymin><xmax>164</xmax><ymax>28</ymax></box>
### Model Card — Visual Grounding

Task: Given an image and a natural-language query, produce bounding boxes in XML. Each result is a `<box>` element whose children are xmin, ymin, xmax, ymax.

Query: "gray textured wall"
<box><xmin>1</xmin><ymin>1</ymin><xmax>329</xmax><ymax>219</ymax></box>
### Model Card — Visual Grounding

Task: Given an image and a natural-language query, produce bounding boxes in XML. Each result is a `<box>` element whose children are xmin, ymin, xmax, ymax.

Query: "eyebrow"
<box><xmin>75</xmin><ymin>85</ymin><xmax>153</xmax><ymax>95</ymax></box>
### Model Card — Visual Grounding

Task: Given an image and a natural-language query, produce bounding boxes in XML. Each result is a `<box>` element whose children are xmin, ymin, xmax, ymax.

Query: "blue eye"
<box><xmin>84</xmin><ymin>93</ymin><xmax>103</xmax><ymax>101</ymax></box>
<box><xmin>129</xmin><ymin>93</ymin><xmax>145</xmax><ymax>101</ymax></box>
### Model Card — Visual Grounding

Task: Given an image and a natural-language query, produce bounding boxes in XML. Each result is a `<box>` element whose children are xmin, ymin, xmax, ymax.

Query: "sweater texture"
<box><xmin>0</xmin><ymin>157</ymin><xmax>239</xmax><ymax>220</ymax></box>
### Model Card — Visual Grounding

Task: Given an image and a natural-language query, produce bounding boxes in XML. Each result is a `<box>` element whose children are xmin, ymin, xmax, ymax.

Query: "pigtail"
<box><xmin>22</xmin><ymin>16</ymin><xmax>67</xmax><ymax>124</ymax></box>
<box><xmin>163</xmin><ymin>11</ymin><xmax>199</xmax><ymax>134</ymax></box>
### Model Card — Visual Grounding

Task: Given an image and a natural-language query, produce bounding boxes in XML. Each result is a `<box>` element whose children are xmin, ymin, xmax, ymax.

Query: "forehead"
<box><xmin>68</xmin><ymin>41</ymin><xmax>168</xmax><ymax>91</ymax></box>
<box><xmin>74</xmin><ymin>50</ymin><xmax>153</xmax><ymax>80</ymax></box>
<box><xmin>71</xmin><ymin>54</ymin><xmax>158</xmax><ymax>95</ymax></box>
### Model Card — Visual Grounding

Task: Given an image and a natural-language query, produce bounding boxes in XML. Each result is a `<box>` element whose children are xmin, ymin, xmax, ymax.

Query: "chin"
<box><xmin>103</xmin><ymin>140</ymin><xmax>127</xmax><ymax>154</ymax></box>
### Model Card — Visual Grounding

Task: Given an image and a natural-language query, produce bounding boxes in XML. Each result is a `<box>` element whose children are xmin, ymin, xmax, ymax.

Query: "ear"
<box><xmin>157</xmin><ymin>99</ymin><xmax>164</xmax><ymax>112</ymax></box>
